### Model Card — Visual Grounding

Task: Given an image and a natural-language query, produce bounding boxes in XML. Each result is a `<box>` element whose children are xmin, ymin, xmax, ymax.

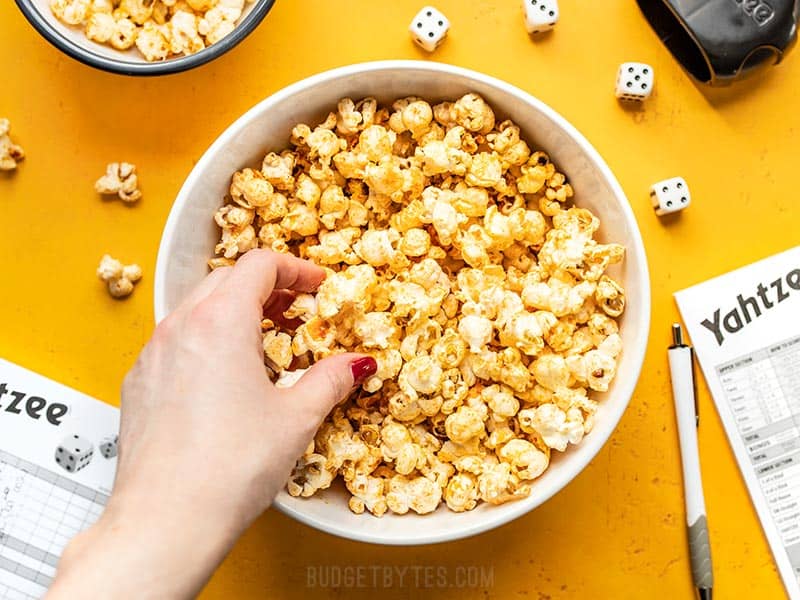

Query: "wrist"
<box><xmin>50</xmin><ymin>482</ymin><xmax>253</xmax><ymax>599</ymax></box>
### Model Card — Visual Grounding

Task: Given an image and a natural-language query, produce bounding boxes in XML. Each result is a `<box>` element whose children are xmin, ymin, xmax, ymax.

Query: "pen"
<box><xmin>668</xmin><ymin>323</ymin><xmax>714</xmax><ymax>600</ymax></box>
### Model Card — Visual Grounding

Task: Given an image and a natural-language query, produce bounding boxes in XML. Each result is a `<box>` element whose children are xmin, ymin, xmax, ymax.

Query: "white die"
<box><xmin>522</xmin><ymin>0</ymin><xmax>559</xmax><ymax>33</ymax></box>
<box><xmin>409</xmin><ymin>6</ymin><xmax>450</xmax><ymax>52</ymax></box>
<box><xmin>55</xmin><ymin>434</ymin><xmax>94</xmax><ymax>473</ymax></box>
<box><xmin>616</xmin><ymin>62</ymin><xmax>654</xmax><ymax>101</ymax></box>
<box><xmin>650</xmin><ymin>177</ymin><xmax>690</xmax><ymax>216</ymax></box>
<box><xmin>99</xmin><ymin>434</ymin><xmax>119</xmax><ymax>459</ymax></box>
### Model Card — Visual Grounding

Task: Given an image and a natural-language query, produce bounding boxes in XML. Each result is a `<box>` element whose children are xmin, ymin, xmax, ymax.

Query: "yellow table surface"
<box><xmin>2</xmin><ymin>0</ymin><xmax>799</xmax><ymax>597</ymax></box>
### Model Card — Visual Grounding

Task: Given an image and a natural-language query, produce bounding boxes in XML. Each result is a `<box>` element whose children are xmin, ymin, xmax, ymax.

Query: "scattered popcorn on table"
<box><xmin>97</xmin><ymin>254</ymin><xmax>142</xmax><ymax>298</ymax></box>
<box><xmin>0</xmin><ymin>119</ymin><xmax>25</xmax><ymax>171</ymax></box>
<box><xmin>210</xmin><ymin>94</ymin><xmax>627</xmax><ymax>516</ymax></box>
<box><xmin>95</xmin><ymin>162</ymin><xmax>142</xmax><ymax>202</ymax></box>
<box><xmin>49</xmin><ymin>0</ymin><xmax>256</xmax><ymax>61</ymax></box>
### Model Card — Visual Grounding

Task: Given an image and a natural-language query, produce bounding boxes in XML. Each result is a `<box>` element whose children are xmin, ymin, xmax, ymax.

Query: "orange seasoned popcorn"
<box><xmin>210</xmin><ymin>94</ymin><xmax>627</xmax><ymax>516</ymax></box>
<box><xmin>50</xmin><ymin>0</ymin><xmax>256</xmax><ymax>61</ymax></box>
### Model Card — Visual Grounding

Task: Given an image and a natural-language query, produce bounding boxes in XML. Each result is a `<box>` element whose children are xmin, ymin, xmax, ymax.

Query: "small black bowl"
<box><xmin>14</xmin><ymin>0</ymin><xmax>276</xmax><ymax>76</ymax></box>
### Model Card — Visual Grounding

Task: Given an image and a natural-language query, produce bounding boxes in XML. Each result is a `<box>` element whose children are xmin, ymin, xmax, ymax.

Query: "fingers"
<box><xmin>215</xmin><ymin>250</ymin><xmax>326</xmax><ymax>316</ymax></box>
<box><xmin>263</xmin><ymin>290</ymin><xmax>303</xmax><ymax>330</ymax></box>
<box><xmin>178</xmin><ymin>266</ymin><xmax>232</xmax><ymax>313</ymax></box>
<box><xmin>282</xmin><ymin>354</ymin><xmax>377</xmax><ymax>419</ymax></box>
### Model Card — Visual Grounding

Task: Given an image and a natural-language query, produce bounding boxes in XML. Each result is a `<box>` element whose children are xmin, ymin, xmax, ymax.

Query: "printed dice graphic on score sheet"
<box><xmin>100</xmin><ymin>434</ymin><xmax>119</xmax><ymax>459</ymax></box>
<box><xmin>616</xmin><ymin>62</ymin><xmax>654</xmax><ymax>101</ymax></box>
<box><xmin>409</xmin><ymin>6</ymin><xmax>450</xmax><ymax>52</ymax></box>
<box><xmin>650</xmin><ymin>177</ymin><xmax>691</xmax><ymax>216</ymax></box>
<box><xmin>522</xmin><ymin>0</ymin><xmax>559</xmax><ymax>33</ymax></box>
<box><xmin>55</xmin><ymin>434</ymin><xmax>94</xmax><ymax>473</ymax></box>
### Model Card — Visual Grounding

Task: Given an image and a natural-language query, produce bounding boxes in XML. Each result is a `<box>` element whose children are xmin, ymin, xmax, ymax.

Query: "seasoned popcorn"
<box><xmin>50</xmin><ymin>0</ymin><xmax>255</xmax><ymax>61</ymax></box>
<box><xmin>211</xmin><ymin>94</ymin><xmax>627</xmax><ymax>516</ymax></box>
<box><xmin>97</xmin><ymin>254</ymin><xmax>142</xmax><ymax>299</ymax></box>
<box><xmin>0</xmin><ymin>119</ymin><xmax>24</xmax><ymax>171</ymax></box>
<box><xmin>95</xmin><ymin>162</ymin><xmax>142</xmax><ymax>203</ymax></box>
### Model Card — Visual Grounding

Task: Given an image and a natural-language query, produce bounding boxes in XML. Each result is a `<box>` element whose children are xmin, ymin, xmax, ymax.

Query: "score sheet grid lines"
<box><xmin>0</xmin><ymin>449</ymin><xmax>109</xmax><ymax>599</ymax></box>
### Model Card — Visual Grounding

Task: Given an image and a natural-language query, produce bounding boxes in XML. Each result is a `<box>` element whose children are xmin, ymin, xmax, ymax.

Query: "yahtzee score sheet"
<box><xmin>0</xmin><ymin>359</ymin><xmax>119</xmax><ymax>599</ymax></box>
<box><xmin>675</xmin><ymin>246</ymin><xmax>800</xmax><ymax>599</ymax></box>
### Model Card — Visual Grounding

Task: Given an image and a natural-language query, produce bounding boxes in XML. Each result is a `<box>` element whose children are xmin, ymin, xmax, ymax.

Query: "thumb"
<box><xmin>287</xmin><ymin>353</ymin><xmax>377</xmax><ymax>416</ymax></box>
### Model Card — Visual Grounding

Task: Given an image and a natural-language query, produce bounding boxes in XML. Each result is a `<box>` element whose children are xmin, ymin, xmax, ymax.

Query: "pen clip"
<box><xmin>691</xmin><ymin>346</ymin><xmax>699</xmax><ymax>427</ymax></box>
<box><xmin>671</xmin><ymin>323</ymin><xmax>700</xmax><ymax>427</ymax></box>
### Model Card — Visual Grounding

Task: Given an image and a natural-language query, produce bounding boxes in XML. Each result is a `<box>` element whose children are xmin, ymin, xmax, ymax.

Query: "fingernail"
<box><xmin>350</xmin><ymin>357</ymin><xmax>378</xmax><ymax>386</ymax></box>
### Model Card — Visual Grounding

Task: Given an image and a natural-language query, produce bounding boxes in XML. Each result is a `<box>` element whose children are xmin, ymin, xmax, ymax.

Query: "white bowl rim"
<box><xmin>154</xmin><ymin>60</ymin><xmax>651</xmax><ymax>545</ymax></box>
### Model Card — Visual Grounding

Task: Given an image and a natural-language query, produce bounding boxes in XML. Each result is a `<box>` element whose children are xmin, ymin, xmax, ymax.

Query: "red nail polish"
<box><xmin>350</xmin><ymin>357</ymin><xmax>378</xmax><ymax>386</ymax></box>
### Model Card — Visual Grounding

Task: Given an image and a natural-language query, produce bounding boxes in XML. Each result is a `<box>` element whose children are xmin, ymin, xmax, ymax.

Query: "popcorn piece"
<box><xmin>445</xmin><ymin>406</ymin><xmax>485</xmax><ymax>444</ymax></box>
<box><xmin>263</xmin><ymin>330</ymin><xmax>293</xmax><ymax>370</ymax></box>
<box><xmin>518</xmin><ymin>404</ymin><xmax>584</xmax><ymax>451</ymax></box>
<box><xmin>453</xmin><ymin>93</ymin><xmax>496</xmax><ymax>134</ymax></box>
<box><xmin>458</xmin><ymin>315</ymin><xmax>493</xmax><ymax>353</ymax></box>
<box><xmin>316</xmin><ymin>264</ymin><xmax>378</xmax><ymax>319</ymax></box>
<box><xmin>399</xmin><ymin>355</ymin><xmax>444</xmax><ymax>397</ymax></box>
<box><xmin>288</xmin><ymin>454</ymin><xmax>334</xmax><ymax>498</ymax></box>
<box><xmin>167</xmin><ymin>10</ymin><xmax>205</xmax><ymax>55</ymax></box>
<box><xmin>444</xmin><ymin>473</ymin><xmax>479</xmax><ymax>512</ymax></box>
<box><xmin>97</xmin><ymin>254</ymin><xmax>142</xmax><ymax>299</ymax></box>
<box><xmin>347</xmin><ymin>473</ymin><xmax>388</xmax><ymax>517</ymax></box>
<box><xmin>109</xmin><ymin>17</ymin><xmax>138</xmax><ymax>49</ymax></box>
<box><xmin>386</xmin><ymin>475</ymin><xmax>442</xmax><ymax>515</ymax></box>
<box><xmin>119</xmin><ymin>0</ymin><xmax>154</xmax><ymax>24</ymax></box>
<box><xmin>85</xmin><ymin>12</ymin><xmax>117</xmax><ymax>43</ymax></box>
<box><xmin>51</xmin><ymin>0</ymin><xmax>90</xmax><ymax>25</ymax></box>
<box><xmin>354</xmin><ymin>312</ymin><xmax>398</xmax><ymax>349</ymax></box>
<box><xmin>230</xmin><ymin>168</ymin><xmax>273</xmax><ymax>208</ymax></box>
<box><xmin>95</xmin><ymin>162</ymin><xmax>142</xmax><ymax>203</ymax></box>
<box><xmin>595</xmin><ymin>275</ymin><xmax>626</xmax><ymax>317</ymax></box>
<box><xmin>0</xmin><ymin>119</ymin><xmax>24</xmax><ymax>171</ymax></box>
<box><xmin>498</xmin><ymin>439</ymin><xmax>548</xmax><ymax>480</ymax></box>
<box><xmin>134</xmin><ymin>21</ymin><xmax>170</xmax><ymax>60</ymax></box>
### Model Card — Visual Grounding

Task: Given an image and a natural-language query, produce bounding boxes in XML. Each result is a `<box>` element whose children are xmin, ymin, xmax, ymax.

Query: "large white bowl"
<box><xmin>154</xmin><ymin>60</ymin><xmax>651</xmax><ymax>545</ymax></box>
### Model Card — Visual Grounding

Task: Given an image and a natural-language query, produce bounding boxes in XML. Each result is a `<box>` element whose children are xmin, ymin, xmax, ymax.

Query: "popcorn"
<box><xmin>109</xmin><ymin>17</ymin><xmax>138</xmax><ymax>49</ymax></box>
<box><xmin>230</xmin><ymin>168</ymin><xmax>273</xmax><ymax>208</ymax></box>
<box><xmin>399</xmin><ymin>355</ymin><xmax>444</xmax><ymax>397</ymax></box>
<box><xmin>386</xmin><ymin>475</ymin><xmax>442</xmax><ymax>515</ymax></box>
<box><xmin>261</xmin><ymin>152</ymin><xmax>295</xmax><ymax>191</ymax></box>
<box><xmin>445</xmin><ymin>405</ymin><xmax>486</xmax><ymax>444</ymax></box>
<box><xmin>262</xmin><ymin>330</ymin><xmax>293</xmax><ymax>370</ymax></box>
<box><xmin>458</xmin><ymin>315</ymin><xmax>494</xmax><ymax>353</ymax></box>
<box><xmin>499</xmin><ymin>439</ymin><xmax>549</xmax><ymax>480</ymax></box>
<box><xmin>0</xmin><ymin>119</ymin><xmax>24</xmax><ymax>171</ymax></box>
<box><xmin>596</xmin><ymin>275</ymin><xmax>626</xmax><ymax>317</ymax></box>
<box><xmin>444</xmin><ymin>473</ymin><xmax>479</xmax><ymax>512</ymax></box>
<box><xmin>51</xmin><ymin>0</ymin><xmax>90</xmax><ymax>25</ymax></box>
<box><xmin>288</xmin><ymin>454</ymin><xmax>334</xmax><ymax>498</ymax></box>
<box><xmin>211</xmin><ymin>94</ymin><xmax>626</xmax><ymax>516</ymax></box>
<box><xmin>95</xmin><ymin>162</ymin><xmax>142</xmax><ymax>203</ymax></box>
<box><xmin>52</xmin><ymin>0</ymin><xmax>248</xmax><ymax>59</ymax></box>
<box><xmin>518</xmin><ymin>404</ymin><xmax>585</xmax><ymax>451</ymax></box>
<box><xmin>97</xmin><ymin>254</ymin><xmax>142</xmax><ymax>298</ymax></box>
<box><xmin>134</xmin><ymin>21</ymin><xmax>170</xmax><ymax>60</ymax></box>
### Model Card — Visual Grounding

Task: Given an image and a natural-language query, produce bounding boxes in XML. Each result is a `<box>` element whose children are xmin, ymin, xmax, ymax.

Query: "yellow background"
<box><xmin>1</xmin><ymin>0</ymin><xmax>799</xmax><ymax>597</ymax></box>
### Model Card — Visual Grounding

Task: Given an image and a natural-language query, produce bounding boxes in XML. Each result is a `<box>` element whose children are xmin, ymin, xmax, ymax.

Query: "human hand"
<box><xmin>48</xmin><ymin>249</ymin><xmax>376</xmax><ymax>599</ymax></box>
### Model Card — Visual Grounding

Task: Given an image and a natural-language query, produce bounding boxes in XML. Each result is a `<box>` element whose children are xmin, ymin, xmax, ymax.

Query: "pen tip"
<box><xmin>698</xmin><ymin>588</ymin><xmax>712</xmax><ymax>600</ymax></box>
<box><xmin>672</xmin><ymin>323</ymin><xmax>683</xmax><ymax>346</ymax></box>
